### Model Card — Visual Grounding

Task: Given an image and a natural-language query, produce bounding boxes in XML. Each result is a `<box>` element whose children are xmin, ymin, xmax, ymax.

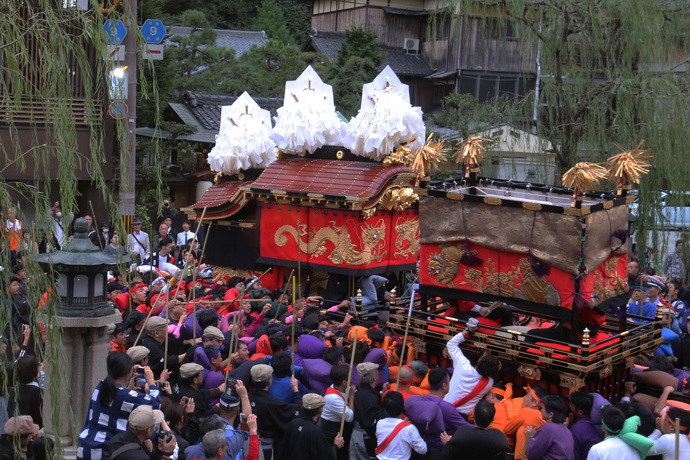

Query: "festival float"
<box><xmin>386</xmin><ymin>140</ymin><xmax>666</xmax><ymax>399</ymax></box>
<box><xmin>189</xmin><ymin>65</ymin><xmax>671</xmax><ymax>401</ymax></box>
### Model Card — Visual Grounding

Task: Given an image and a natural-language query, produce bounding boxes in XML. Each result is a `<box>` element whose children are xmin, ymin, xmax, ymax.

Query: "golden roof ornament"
<box><xmin>411</xmin><ymin>134</ymin><xmax>447</xmax><ymax>178</ymax></box>
<box><xmin>382</xmin><ymin>142</ymin><xmax>414</xmax><ymax>167</ymax></box>
<box><xmin>562</xmin><ymin>162</ymin><xmax>607</xmax><ymax>207</ymax></box>
<box><xmin>606</xmin><ymin>141</ymin><xmax>652</xmax><ymax>195</ymax></box>
<box><xmin>455</xmin><ymin>136</ymin><xmax>489</xmax><ymax>178</ymax></box>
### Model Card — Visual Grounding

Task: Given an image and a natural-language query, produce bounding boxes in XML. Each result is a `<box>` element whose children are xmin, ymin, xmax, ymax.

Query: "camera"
<box><xmin>157</xmin><ymin>429</ymin><xmax>173</xmax><ymax>444</ymax></box>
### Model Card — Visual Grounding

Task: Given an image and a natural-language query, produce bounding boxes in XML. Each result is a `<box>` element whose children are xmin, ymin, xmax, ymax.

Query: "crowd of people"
<box><xmin>0</xmin><ymin>202</ymin><xmax>690</xmax><ymax>460</ymax></box>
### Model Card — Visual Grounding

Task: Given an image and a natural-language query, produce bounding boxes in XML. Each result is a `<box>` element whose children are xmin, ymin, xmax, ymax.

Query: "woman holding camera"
<box><xmin>76</xmin><ymin>352</ymin><xmax>162</xmax><ymax>460</ymax></box>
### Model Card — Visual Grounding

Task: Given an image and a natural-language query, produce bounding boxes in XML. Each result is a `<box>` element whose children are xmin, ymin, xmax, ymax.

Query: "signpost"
<box><xmin>109</xmin><ymin>100</ymin><xmax>128</xmax><ymax>119</ymax></box>
<box><xmin>141</xmin><ymin>19</ymin><xmax>166</xmax><ymax>44</ymax></box>
<box><xmin>144</xmin><ymin>44</ymin><xmax>164</xmax><ymax>60</ymax></box>
<box><xmin>104</xmin><ymin>45</ymin><xmax>125</xmax><ymax>61</ymax></box>
<box><xmin>103</xmin><ymin>19</ymin><xmax>127</xmax><ymax>45</ymax></box>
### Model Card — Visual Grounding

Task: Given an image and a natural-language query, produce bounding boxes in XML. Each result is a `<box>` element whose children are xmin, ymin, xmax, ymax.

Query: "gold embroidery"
<box><xmin>274</xmin><ymin>219</ymin><xmax>387</xmax><ymax>265</ymax></box>
<box><xmin>394</xmin><ymin>217</ymin><xmax>419</xmax><ymax>259</ymax></box>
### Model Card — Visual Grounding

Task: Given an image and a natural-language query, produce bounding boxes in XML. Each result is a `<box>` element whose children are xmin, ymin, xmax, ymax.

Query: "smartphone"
<box><xmin>181</xmin><ymin>396</ymin><xmax>190</xmax><ymax>405</ymax></box>
<box><xmin>135</xmin><ymin>367</ymin><xmax>146</xmax><ymax>376</ymax></box>
<box><xmin>239</xmin><ymin>413</ymin><xmax>247</xmax><ymax>424</ymax></box>
<box><xmin>135</xmin><ymin>378</ymin><xmax>147</xmax><ymax>390</ymax></box>
<box><xmin>227</xmin><ymin>378</ymin><xmax>237</xmax><ymax>388</ymax></box>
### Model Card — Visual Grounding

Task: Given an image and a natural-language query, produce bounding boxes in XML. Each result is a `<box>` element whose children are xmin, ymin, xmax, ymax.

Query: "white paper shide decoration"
<box><xmin>272</xmin><ymin>66</ymin><xmax>346</xmax><ymax>154</ymax></box>
<box><xmin>208</xmin><ymin>92</ymin><xmax>276</xmax><ymax>176</ymax></box>
<box><xmin>347</xmin><ymin>66</ymin><xmax>425</xmax><ymax>160</ymax></box>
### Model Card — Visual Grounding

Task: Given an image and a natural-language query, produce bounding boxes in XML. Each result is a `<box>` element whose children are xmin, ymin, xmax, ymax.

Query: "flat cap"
<box><xmin>219</xmin><ymin>393</ymin><xmax>241</xmax><ymax>409</ymax></box>
<box><xmin>302</xmin><ymin>393</ymin><xmax>326</xmax><ymax>410</ymax></box>
<box><xmin>128</xmin><ymin>405</ymin><xmax>164</xmax><ymax>430</ymax></box>
<box><xmin>127</xmin><ymin>346</ymin><xmax>150</xmax><ymax>363</ymax></box>
<box><xmin>203</xmin><ymin>326</ymin><xmax>224</xmax><ymax>341</ymax></box>
<box><xmin>146</xmin><ymin>316</ymin><xmax>167</xmax><ymax>331</ymax></box>
<box><xmin>180</xmin><ymin>363</ymin><xmax>204</xmax><ymax>379</ymax></box>
<box><xmin>250</xmin><ymin>364</ymin><xmax>273</xmax><ymax>383</ymax></box>
<box><xmin>357</xmin><ymin>362</ymin><xmax>379</xmax><ymax>379</ymax></box>
<box><xmin>132</xmin><ymin>218</ymin><xmax>142</xmax><ymax>225</ymax></box>
<box><xmin>4</xmin><ymin>416</ymin><xmax>39</xmax><ymax>436</ymax></box>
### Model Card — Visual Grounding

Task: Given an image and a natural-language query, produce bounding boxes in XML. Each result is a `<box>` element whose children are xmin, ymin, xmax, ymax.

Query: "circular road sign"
<box><xmin>109</xmin><ymin>100</ymin><xmax>128</xmax><ymax>119</ymax></box>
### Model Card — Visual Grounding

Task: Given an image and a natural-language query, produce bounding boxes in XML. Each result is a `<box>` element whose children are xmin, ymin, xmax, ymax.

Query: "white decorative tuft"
<box><xmin>207</xmin><ymin>92</ymin><xmax>276</xmax><ymax>175</ymax></box>
<box><xmin>271</xmin><ymin>65</ymin><xmax>346</xmax><ymax>154</ymax></box>
<box><xmin>346</xmin><ymin>66</ymin><xmax>425</xmax><ymax>161</ymax></box>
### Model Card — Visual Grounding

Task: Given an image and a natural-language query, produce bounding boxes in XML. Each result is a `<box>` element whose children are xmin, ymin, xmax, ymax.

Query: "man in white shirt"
<box><xmin>587</xmin><ymin>405</ymin><xmax>652</xmax><ymax>460</ymax></box>
<box><xmin>176</xmin><ymin>219</ymin><xmax>196</xmax><ymax>247</ymax></box>
<box><xmin>443</xmin><ymin>322</ymin><xmax>498</xmax><ymax>416</ymax></box>
<box><xmin>126</xmin><ymin>218</ymin><xmax>150</xmax><ymax>263</ymax></box>
<box><xmin>319</xmin><ymin>364</ymin><xmax>354</xmax><ymax>460</ymax></box>
<box><xmin>646</xmin><ymin>407</ymin><xmax>690</xmax><ymax>460</ymax></box>
<box><xmin>375</xmin><ymin>391</ymin><xmax>426</xmax><ymax>460</ymax></box>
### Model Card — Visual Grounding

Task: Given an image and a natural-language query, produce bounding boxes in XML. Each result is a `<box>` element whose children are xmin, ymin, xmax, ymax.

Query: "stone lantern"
<box><xmin>35</xmin><ymin>217</ymin><xmax>129</xmax><ymax>445</ymax></box>
<box><xmin>36</xmin><ymin>218</ymin><xmax>127</xmax><ymax>317</ymax></box>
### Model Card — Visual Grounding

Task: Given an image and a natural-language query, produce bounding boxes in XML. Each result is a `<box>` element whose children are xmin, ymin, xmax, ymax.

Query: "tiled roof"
<box><xmin>188</xmin><ymin>181</ymin><xmax>254</xmax><ymax>220</ymax></box>
<box><xmin>165</xmin><ymin>27</ymin><xmax>268</xmax><ymax>57</ymax></box>
<box><xmin>180</xmin><ymin>92</ymin><xmax>283</xmax><ymax>131</ymax></box>
<box><xmin>248</xmin><ymin>158</ymin><xmax>412</xmax><ymax>199</ymax></box>
<box><xmin>304</xmin><ymin>31</ymin><xmax>433</xmax><ymax>77</ymax></box>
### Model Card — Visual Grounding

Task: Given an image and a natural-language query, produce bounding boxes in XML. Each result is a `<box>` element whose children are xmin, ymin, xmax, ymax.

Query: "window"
<box><xmin>482</xmin><ymin>17</ymin><xmax>518</xmax><ymax>41</ymax></box>
<box><xmin>436</xmin><ymin>17</ymin><xmax>451</xmax><ymax>41</ymax></box>
<box><xmin>458</xmin><ymin>71</ymin><xmax>536</xmax><ymax>101</ymax></box>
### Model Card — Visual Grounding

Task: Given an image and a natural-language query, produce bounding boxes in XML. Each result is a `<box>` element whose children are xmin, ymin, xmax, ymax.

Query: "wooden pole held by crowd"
<box><xmin>297</xmin><ymin>220</ymin><xmax>302</xmax><ymax>299</ymax></box>
<box><xmin>339</xmin><ymin>329</ymin><xmax>358</xmax><ymax>437</ymax></box>
<box><xmin>675</xmin><ymin>417</ymin><xmax>680</xmax><ymax>460</ymax></box>
<box><xmin>396</xmin><ymin>282</ymin><xmax>417</xmax><ymax>387</ymax></box>
<box><xmin>163</xmin><ymin>313</ymin><xmax>169</xmax><ymax>371</ymax></box>
<box><xmin>132</xmin><ymin>294</ymin><xmax>158</xmax><ymax>347</ymax></box>
<box><xmin>191</xmin><ymin>207</ymin><xmax>208</xmax><ymax>342</ymax></box>
<box><xmin>276</xmin><ymin>269</ymin><xmax>294</xmax><ymax>321</ymax></box>
<box><xmin>291</xmin><ymin>276</ymin><xmax>296</xmax><ymax>377</ymax></box>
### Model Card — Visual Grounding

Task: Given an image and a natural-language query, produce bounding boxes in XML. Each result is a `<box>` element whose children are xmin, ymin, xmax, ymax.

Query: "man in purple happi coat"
<box><xmin>404</xmin><ymin>367</ymin><xmax>469</xmax><ymax>454</ymax></box>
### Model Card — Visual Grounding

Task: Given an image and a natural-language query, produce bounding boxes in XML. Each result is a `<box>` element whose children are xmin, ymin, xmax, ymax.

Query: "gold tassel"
<box><xmin>411</xmin><ymin>134</ymin><xmax>447</xmax><ymax>177</ymax></box>
<box><xmin>606</xmin><ymin>141</ymin><xmax>652</xmax><ymax>195</ymax></box>
<box><xmin>562</xmin><ymin>162</ymin><xmax>607</xmax><ymax>206</ymax></box>
<box><xmin>454</xmin><ymin>136</ymin><xmax>489</xmax><ymax>177</ymax></box>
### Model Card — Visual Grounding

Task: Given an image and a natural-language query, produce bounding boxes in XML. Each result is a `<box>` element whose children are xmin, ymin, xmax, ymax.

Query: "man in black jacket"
<box><xmin>283</xmin><ymin>394</ymin><xmax>343</xmax><ymax>460</ymax></box>
<box><xmin>102</xmin><ymin>405</ymin><xmax>176</xmax><ymax>460</ymax></box>
<box><xmin>353</xmin><ymin>362</ymin><xmax>385</xmax><ymax>458</ymax></box>
<box><xmin>440</xmin><ymin>400</ymin><xmax>510</xmax><ymax>460</ymax></box>
<box><xmin>248</xmin><ymin>364</ymin><xmax>302</xmax><ymax>460</ymax></box>
<box><xmin>140</xmin><ymin>317</ymin><xmax>186</xmax><ymax>379</ymax></box>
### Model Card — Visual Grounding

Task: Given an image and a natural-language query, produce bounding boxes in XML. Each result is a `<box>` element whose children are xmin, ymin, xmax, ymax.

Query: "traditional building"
<box><xmin>309</xmin><ymin>1</ymin><xmax>538</xmax><ymax>111</ymax></box>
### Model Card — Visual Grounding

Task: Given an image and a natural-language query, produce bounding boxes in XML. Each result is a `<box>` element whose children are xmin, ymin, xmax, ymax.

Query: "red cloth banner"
<box><xmin>420</xmin><ymin>241</ymin><xmax>628</xmax><ymax>311</ymax></box>
<box><xmin>259</xmin><ymin>204</ymin><xmax>418</xmax><ymax>274</ymax></box>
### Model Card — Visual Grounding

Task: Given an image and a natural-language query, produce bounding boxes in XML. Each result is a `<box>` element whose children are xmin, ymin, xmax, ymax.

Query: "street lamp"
<box><xmin>35</xmin><ymin>217</ymin><xmax>128</xmax><ymax>317</ymax></box>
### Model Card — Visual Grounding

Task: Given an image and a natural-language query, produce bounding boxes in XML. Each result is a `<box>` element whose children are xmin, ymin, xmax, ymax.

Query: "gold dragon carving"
<box><xmin>274</xmin><ymin>219</ymin><xmax>387</xmax><ymax>265</ymax></box>
<box><xmin>394</xmin><ymin>217</ymin><xmax>419</xmax><ymax>259</ymax></box>
<box><xmin>427</xmin><ymin>244</ymin><xmax>562</xmax><ymax>305</ymax></box>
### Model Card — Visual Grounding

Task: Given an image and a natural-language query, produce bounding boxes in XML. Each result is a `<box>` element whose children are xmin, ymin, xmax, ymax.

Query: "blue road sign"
<box><xmin>141</xmin><ymin>19</ymin><xmax>166</xmax><ymax>44</ymax></box>
<box><xmin>104</xmin><ymin>19</ymin><xmax>127</xmax><ymax>45</ymax></box>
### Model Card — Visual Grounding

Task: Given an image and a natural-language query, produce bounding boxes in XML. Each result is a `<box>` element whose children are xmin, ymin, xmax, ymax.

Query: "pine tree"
<box><xmin>252</xmin><ymin>0</ymin><xmax>292</xmax><ymax>45</ymax></box>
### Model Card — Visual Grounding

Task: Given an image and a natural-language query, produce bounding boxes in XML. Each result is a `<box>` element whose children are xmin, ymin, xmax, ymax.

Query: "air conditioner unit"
<box><xmin>403</xmin><ymin>38</ymin><xmax>419</xmax><ymax>54</ymax></box>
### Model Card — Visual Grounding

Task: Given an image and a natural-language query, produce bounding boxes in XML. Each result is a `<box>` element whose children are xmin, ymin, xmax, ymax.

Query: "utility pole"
<box><xmin>119</xmin><ymin>0</ymin><xmax>137</xmax><ymax>229</ymax></box>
